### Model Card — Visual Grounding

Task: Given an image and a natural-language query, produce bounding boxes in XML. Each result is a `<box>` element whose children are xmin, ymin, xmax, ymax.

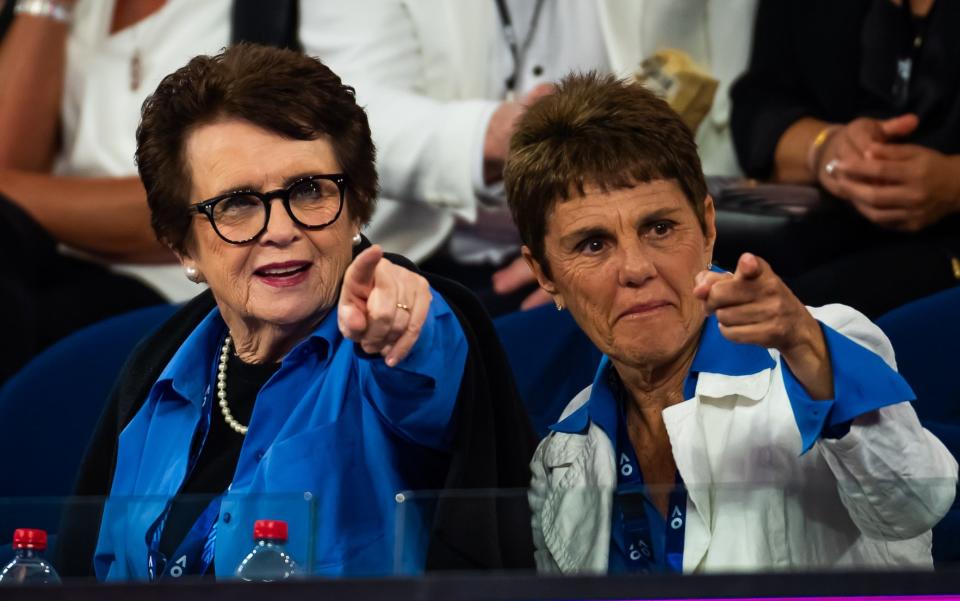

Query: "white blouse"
<box><xmin>55</xmin><ymin>0</ymin><xmax>231</xmax><ymax>302</ymax></box>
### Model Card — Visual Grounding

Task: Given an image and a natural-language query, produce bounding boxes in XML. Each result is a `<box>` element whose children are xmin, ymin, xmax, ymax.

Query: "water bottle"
<box><xmin>234</xmin><ymin>520</ymin><xmax>299</xmax><ymax>581</ymax></box>
<box><xmin>0</xmin><ymin>529</ymin><xmax>61</xmax><ymax>585</ymax></box>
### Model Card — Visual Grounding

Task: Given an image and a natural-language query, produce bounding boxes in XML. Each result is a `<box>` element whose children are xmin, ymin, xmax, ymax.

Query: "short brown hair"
<box><xmin>136</xmin><ymin>43</ymin><xmax>378</xmax><ymax>253</ymax></box>
<box><xmin>504</xmin><ymin>72</ymin><xmax>707</xmax><ymax>276</ymax></box>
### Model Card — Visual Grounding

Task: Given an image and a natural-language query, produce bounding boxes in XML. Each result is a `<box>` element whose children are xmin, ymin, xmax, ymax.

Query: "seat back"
<box><xmin>494</xmin><ymin>305</ymin><xmax>602</xmax><ymax>438</ymax></box>
<box><xmin>0</xmin><ymin>304</ymin><xmax>177</xmax><ymax>545</ymax></box>
<box><xmin>876</xmin><ymin>285</ymin><xmax>960</xmax><ymax>425</ymax></box>
<box><xmin>876</xmin><ymin>285</ymin><xmax>960</xmax><ymax>565</ymax></box>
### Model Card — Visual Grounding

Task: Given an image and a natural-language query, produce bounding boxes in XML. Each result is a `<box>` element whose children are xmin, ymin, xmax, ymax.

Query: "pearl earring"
<box><xmin>184</xmin><ymin>265</ymin><xmax>203</xmax><ymax>283</ymax></box>
<box><xmin>352</xmin><ymin>233</ymin><xmax>362</xmax><ymax>246</ymax></box>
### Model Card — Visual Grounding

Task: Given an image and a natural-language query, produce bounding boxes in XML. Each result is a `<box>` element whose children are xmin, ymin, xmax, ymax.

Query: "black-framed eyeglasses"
<box><xmin>190</xmin><ymin>174</ymin><xmax>348</xmax><ymax>244</ymax></box>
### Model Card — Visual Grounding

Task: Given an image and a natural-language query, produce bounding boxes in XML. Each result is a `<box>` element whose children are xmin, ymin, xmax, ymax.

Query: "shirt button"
<box><xmin>255</xmin><ymin>449</ymin><xmax>265</xmax><ymax>462</ymax></box>
<box><xmin>532</xmin><ymin>65</ymin><xmax>544</xmax><ymax>76</ymax></box>
<box><xmin>222</xmin><ymin>512</ymin><xmax>231</xmax><ymax>524</ymax></box>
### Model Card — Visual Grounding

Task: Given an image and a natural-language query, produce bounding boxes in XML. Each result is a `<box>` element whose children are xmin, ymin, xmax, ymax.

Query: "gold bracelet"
<box><xmin>13</xmin><ymin>0</ymin><xmax>73</xmax><ymax>24</ymax></box>
<box><xmin>807</xmin><ymin>125</ymin><xmax>839</xmax><ymax>176</ymax></box>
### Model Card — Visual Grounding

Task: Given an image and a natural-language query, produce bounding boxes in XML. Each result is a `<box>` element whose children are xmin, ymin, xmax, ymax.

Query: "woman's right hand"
<box><xmin>338</xmin><ymin>245</ymin><xmax>433</xmax><ymax>367</ymax></box>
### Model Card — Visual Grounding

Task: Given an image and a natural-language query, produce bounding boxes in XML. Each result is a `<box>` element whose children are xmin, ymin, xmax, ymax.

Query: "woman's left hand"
<box><xmin>693</xmin><ymin>253</ymin><xmax>833</xmax><ymax>400</ymax></box>
<box><xmin>338</xmin><ymin>245</ymin><xmax>433</xmax><ymax>367</ymax></box>
<box><xmin>829</xmin><ymin>144</ymin><xmax>960</xmax><ymax>232</ymax></box>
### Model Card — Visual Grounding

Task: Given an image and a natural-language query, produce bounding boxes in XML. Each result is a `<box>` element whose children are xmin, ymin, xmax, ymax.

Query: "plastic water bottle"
<box><xmin>234</xmin><ymin>520</ymin><xmax>299</xmax><ymax>581</ymax></box>
<box><xmin>0</xmin><ymin>529</ymin><xmax>61</xmax><ymax>585</ymax></box>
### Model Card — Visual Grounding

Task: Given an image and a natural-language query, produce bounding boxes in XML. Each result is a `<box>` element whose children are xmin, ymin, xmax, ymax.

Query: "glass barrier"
<box><xmin>394</xmin><ymin>478</ymin><xmax>960</xmax><ymax>576</ymax></box>
<box><xmin>0</xmin><ymin>478</ymin><xmax>956</xmax><ymax>586</ymax></box>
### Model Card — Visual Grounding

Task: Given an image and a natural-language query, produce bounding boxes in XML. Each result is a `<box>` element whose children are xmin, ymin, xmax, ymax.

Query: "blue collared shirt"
<box><xmin>550</xmin><ymin>313</ymin><xmax>915</xmax><ymax>571</ymax></box>
<box><xmin>94</xmin><ymin>289</ymin><xmax>468</xmax><ymax>581</ymax></box>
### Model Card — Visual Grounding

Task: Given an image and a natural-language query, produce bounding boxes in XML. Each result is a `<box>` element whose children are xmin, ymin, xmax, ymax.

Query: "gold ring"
<box><xmin>396</xmin><ymin>302</ymin><xmax>411</xmax><ymax>312</ymax></box>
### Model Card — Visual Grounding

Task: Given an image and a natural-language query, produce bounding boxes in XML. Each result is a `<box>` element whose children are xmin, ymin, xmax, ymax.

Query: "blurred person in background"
<box><xmin>303</xmin><ymin>0</ymin><xmax>758</xmax><ymax>315</ymax></box>
<box><xmin>731</xmin><ymin>0</ymin><xmax>960</xmax><ymax>318</ymax></box>
<box><xmin>60</xmin><ymin>44</ymin><xmax>531</xmax><ymax>581</ymax></box>
<box><xmin>508</xmin><ymin>72</ymin><xmax>956</xmax><ymax>573</ymax></box>
<box><xmin>0</xmin><ymin>0</ymin><xmax>237</xmax><ymax>380</ymax></box>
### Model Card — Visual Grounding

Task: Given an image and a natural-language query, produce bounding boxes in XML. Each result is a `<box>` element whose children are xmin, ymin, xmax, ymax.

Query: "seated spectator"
<box><xmin>303</xmin><ymin>0</ymin><xmax>758</xmax><ymax>315</ymax></box>
<box><xmin>506</xmin><ymin>73</ymin><xmax>957</xmax><ymax>573</ymax></box>
<box><xmin>59</xmin><ymin>44</ymin><xmax>530</xmax><ymax>580</ymax></box>
<box><xmin>730</xmin><ymin>0</ymin><xmax>960</xmax><ymax>318</ymax></box>
<box><xmin>0</xmin><ymin>0</ymin><xmax>239</xmax><ymax>379</ymax></box>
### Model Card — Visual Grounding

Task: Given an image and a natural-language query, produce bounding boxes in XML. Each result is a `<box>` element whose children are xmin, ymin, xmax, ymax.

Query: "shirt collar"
<box><xmin>153</xmin><ymin>306</ymin><xmax>342</xmax><ymax>408</ymax></box>
<box><xmin>549</xmin><ymin>314</ymin><xmax>775</xmax><ymax>435</ymax></box>
<box><xmin>148</xmin><ymin>307</ymin><xmax>223</xmax><ymax>407</ymax></box>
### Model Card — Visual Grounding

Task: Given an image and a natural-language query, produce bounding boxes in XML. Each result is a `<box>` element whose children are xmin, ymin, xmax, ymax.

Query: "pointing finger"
<box><xmin>734</xmin><ymin>253</ymin><xmax>764</xmax><ymax>281</ymax></box>
<box><xmin>343</xmin><ymin>244</ymin><xmax>383</xmax><ymax>301</ymax></box>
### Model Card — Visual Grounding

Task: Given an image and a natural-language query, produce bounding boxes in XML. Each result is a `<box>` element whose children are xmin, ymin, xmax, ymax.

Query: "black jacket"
<box><xmin>731</xmin><ymin>0</ymin><xmax>960</xmax><ymax>180</ymax></box>
<box><xmin>56</xmin><ymin>244</ymin><xmax>537</xmax><ymax>577</ymax></box>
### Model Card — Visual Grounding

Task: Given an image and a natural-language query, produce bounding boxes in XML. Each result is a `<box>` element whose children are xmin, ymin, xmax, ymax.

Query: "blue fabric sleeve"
<box><xmin>356</xmin><ymin>289</ymin><xmax>468</xmax><ymax>450</ymax></box>
<box><xmin>785</xmin><ymin>322</ymin><xmax>916</xmax><ymax>454</ymax></box>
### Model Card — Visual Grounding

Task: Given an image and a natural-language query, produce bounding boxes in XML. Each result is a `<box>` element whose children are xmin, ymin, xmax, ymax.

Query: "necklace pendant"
<box><xmin>131</xmin><ymin>50</ymin><xmax>142</xmax><ymax>92</ymax></box>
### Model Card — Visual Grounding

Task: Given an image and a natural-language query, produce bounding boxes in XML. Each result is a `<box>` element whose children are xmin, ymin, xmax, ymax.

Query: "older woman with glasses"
<box><xmin>68</xmin><ymin>44</ymin><xmax>484</xmax><ymax>581</ymax></box>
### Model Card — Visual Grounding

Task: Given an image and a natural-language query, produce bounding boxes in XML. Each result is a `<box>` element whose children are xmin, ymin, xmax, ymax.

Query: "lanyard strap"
<box><xmin>146</xmin><ymin>495</ymin><xmax>221</xmax><ymax>581</ymax></box>
<box><xmin>493</xmin><ymin>0</ymin><xmax>546</xmax><ymax>93</ymax></box>
<box><xmin>145</xmin><ymin>332</ymin><xmax>226</xmax><ymax>581</ymax></box>
<box><xmin>612</xmin><ymin>403</ymin><xmax>687</xmax><ymax>573</ymax></box>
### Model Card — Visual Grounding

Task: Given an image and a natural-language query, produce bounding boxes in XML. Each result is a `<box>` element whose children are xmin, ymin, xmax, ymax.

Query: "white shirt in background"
<box><xmin>56</xmin><ymin>0</ymin><xmax>231</xmax><ymax>302</ymax></box>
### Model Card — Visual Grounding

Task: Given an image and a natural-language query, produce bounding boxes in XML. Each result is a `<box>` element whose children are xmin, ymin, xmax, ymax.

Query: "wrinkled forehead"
<box><xmin>545</xmin><ymin>178</ymin><xmax>692</xmax><ymax>232</ymax></box>
<box><xmin>184</xmin><ymin>119</ymin><xmax>339</xmax><ymax>201</ymax></box>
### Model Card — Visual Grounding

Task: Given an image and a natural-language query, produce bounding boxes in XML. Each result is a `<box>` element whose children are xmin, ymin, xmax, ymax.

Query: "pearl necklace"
<box><xmin>217</xmin><ymin>336</ymin><xmax>248</xmax><ymax>435</ymax></box>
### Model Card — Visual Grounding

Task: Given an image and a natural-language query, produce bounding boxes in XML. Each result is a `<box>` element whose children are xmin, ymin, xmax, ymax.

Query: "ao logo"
<box><xmin>619</xmin><ymin>453</ymin><xmax>633</xmax><ymax>477</ymax></box>
<box><xmin>629</xmin><ymin>541</ymin><xmax>651</xmax><ymax>561</ymax></box>
<box><xmin>670</xmin><ymin>505</ymin><xmax>683</xmax><ymax>530</ymax></box>
<box><xmin>170</xmin><ymin>555</ymin><xmax>187</xmax><ymax>578</ymax></box>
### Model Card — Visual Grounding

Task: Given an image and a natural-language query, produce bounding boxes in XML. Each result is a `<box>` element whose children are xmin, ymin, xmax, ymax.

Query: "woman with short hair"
<box><xmin>506</xmin><ymin>72</ymin><xmax>957</xmax><ymax>573</ymax></box>
<box><xmin>87</xmin><ymin>43</ymin><xmax>472</xmax><ymax>581</ymax></box>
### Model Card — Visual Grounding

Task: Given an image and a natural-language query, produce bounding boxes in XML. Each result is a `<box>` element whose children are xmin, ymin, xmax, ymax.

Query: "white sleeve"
<box><xmin>299</xmin><ymin>0</ymin><xmax>500</xmax><ymax>222</ymax></box>
<box><xmin>810</xmin><ymin>304</ymin><xmax>958</xmax><ymax>541</ymax></box>
<box><xmin>528</xmin><ymin>439</ymin><xmax>563</xmax><ymax>573</ymax></box>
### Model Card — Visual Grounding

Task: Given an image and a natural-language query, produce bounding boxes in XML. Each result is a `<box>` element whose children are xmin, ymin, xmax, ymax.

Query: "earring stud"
<box><xmin>352</xmin><ymin>233</ymin><xmax>362</xmax><ymax>246</ymax></box>
<box><xmin>184</xmin><ymin>266</ymin><xmax>203</xmax><ymax>283</ymax></box>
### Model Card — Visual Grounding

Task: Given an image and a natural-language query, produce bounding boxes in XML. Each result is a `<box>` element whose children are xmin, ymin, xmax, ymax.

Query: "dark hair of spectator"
<box><xmin>136</xmin><ymin>43</ymin><xmax>378</xmax><ymax>253</ymax></box>
<box><xmin>504</xmin><ymin>71</ymin><xmax>707</xmax><ymax>277</ymax></box>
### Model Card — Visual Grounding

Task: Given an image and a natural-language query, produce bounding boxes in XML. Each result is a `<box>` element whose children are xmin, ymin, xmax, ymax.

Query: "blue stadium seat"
<box><xmin>876</xmin><ymin>285</ymin><xmax>960</xmax><ymax>565</ymax></box>
<box><xmin>0</xmin><ymin>303</ymin><xmax>177</xmax><ymax>550</ymax></box>
<box><xmin>494</xmin><ymin>304</ymin><xmax>602</xmax><ymax>438</ymax></box>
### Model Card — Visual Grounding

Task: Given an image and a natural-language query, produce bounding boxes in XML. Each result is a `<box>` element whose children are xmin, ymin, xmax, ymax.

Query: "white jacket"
<box><xmin>529</xmin><ymin>304</ymin><xmax>958</xmax><ymax>573</ymax></box>
<box><xmin>301</xmin><ymin>0</ymin><xmax>756</xmax><ymax>261</ymax></box>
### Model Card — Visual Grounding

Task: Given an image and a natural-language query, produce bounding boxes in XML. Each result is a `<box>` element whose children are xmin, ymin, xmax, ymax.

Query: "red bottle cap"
<box><xmin>252</xmin><ymin>520</ymin><xmax>288</xmax><ymax>542</ymax></box>
<box><xmin>12</xmin><ymin>529</ymin><xmax>47</xmax><ymax>551</ymax></box>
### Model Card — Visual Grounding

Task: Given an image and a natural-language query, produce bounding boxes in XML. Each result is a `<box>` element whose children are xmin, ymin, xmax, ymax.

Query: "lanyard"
<box><xmin>144</xmin><ymin>332</ymin><xmax>225</xmax><ymax>581</ymax></box>
<box><xmin>611</xmin><ymin>402</ymin><xmax>686</xmax><ymax>574</ymax></box>
<box><xmin>146</xmin><ymin>496</ymin><xmax>221</xmax><ymax>580</ymax></box>
<box><xmin>494</xmin><ymin>0</ymin><xmax>546</xmax><ymax>95</ymax></box>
